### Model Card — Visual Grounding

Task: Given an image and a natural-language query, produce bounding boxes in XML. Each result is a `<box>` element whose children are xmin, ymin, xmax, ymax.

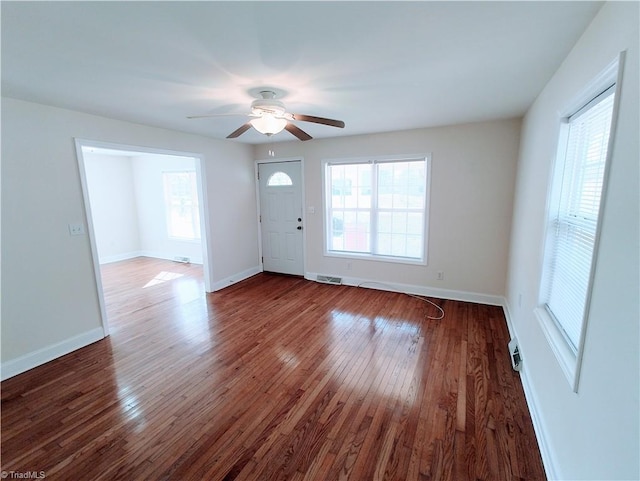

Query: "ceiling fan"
<box><xmin>188</xmin><ymin>90</ymin><xmax>345</xmax><ymax>141</ymax></box>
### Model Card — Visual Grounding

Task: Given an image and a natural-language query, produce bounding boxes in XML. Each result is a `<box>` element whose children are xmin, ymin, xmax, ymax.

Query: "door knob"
<box><xmin>297</xmin><ymin>226</ymin><xmax>303</xmax><ymax>230</ymax></box>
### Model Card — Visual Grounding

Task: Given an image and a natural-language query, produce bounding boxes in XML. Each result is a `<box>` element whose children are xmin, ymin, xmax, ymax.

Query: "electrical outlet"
<box><xmin>437</xmin><ymin>271</ymin><xmax>444</xmax><ymax>281</ymax></box>
<box><xmin>68</xmin><ymin>223</ymin><xmax>85</xmax><ymax>236</ymax></box>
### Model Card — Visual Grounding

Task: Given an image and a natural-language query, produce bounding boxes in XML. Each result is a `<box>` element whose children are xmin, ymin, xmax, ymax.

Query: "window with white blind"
<box><xmin>537</xmin><ymin>67</ymin><xmax>619</xmax><ymax>390</ymax></box>
<box><xmin>323</xmin><ymin>156</ymin><xmax>430</xmax><ymax>264</ymax></box>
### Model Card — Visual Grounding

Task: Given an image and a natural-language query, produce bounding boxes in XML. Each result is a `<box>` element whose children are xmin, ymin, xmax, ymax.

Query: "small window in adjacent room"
<box><xmin>163</xmin><ymin>171</ymin><xmax>201</xmax><ymax>241</ymax></box>
<box><xmin>537</xmin><ymin>57</ymin><xmax>621</xmax><ymax>391</ymax></box>
<box><xmin>323</xmin><ymin>155</ymin><xmax>430</xmax><ymax>264</ymax></box>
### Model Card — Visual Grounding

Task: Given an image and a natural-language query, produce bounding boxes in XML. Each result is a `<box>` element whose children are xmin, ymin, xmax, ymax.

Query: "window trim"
<box><xmin>537</xmin><ymin>53</ymin><xmax>624</xmax><ymax>392</ymax></box>
<box><xmin>321</xmin><ymin>154</ymin><xmax>431</xmax><ymax>265</ymax></box>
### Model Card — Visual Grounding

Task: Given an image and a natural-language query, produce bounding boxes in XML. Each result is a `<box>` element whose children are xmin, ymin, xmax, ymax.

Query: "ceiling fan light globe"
<box><xmin>250</xmin><ymin>115</ymin><xmax>287</xmax><ymax>135</ymax></box>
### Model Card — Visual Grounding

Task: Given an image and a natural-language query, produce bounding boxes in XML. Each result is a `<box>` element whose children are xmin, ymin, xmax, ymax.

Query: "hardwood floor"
<box><xmin>1</xmin><ymin>257</ymin><xmax>546</xmax><ymax>480</ymax></box>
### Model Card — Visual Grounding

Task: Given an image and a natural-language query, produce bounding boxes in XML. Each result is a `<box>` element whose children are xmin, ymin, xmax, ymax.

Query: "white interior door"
<box><xmin>258</xmin><ymin>161</ymin><xmax>304</xmax><ymax>275</ymax></box>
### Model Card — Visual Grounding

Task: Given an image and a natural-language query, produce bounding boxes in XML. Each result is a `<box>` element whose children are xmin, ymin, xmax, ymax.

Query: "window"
<box><xmin>267</xmin><ymin>171</ymin><xmax>293</xmax><ymax>186</ymax></box>
<box><xmin>163</xmin><ymin>171</ymin><xmax>200</xmax><ymax>240</ymax></box>
<box><xmin>537</xmin><ymin>69</ymin><xmax>618</xmax><ymax>390</ymax></box>
<box><xmin>324</xmin><ymin>156</ymin><xmax>429</xmax><ymax>263</ymax></box>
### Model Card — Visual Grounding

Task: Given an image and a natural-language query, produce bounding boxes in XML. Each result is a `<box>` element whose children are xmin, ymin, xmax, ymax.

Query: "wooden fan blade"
<box><xmin>291</xmin><ymin>113</ymin><xmax>345</xmax><ymax>128</ymax></box>
<box><xmin>285</xmin><ymin>123</ymin><xmax>312</xmax><ymax>141</ymax></box>
<box><xmin>227</xmin><ymin>123</ymin><xmax>252</xmax><ymax>139</ymax></box>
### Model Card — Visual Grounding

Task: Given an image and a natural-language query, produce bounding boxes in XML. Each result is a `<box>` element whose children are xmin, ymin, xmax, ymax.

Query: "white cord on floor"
<box><xmin>356</xmin><ymin>281</ymin><xmax>445</xmax><ymax>320</ymax></box>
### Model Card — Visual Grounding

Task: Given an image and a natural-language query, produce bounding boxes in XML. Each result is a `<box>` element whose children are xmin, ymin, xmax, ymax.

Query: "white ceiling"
<box><xmin>1</xmin><ymin>1</ymin><xmax>602</xmax><ymax>144</ymax></box>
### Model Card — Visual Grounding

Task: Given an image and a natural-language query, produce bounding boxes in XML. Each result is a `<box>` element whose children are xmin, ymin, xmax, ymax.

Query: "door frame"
<box><xmin>75</xmin><ymin>138</ymin><xmax>213</xmax><ymax>336</ymax></box>
<box><xmin>255</xmin><ymin>157</ymin><xmax>306</xmax><ymax>276</ymax></box>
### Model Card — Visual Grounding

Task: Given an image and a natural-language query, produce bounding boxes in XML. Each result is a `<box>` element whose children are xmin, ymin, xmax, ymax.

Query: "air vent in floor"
<box><xmin>316</xmin><ymin>275</ymin><xmax>342</xmax><ymax>285</ymax></box>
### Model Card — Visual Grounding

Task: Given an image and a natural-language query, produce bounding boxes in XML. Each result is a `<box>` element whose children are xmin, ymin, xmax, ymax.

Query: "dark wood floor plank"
<box><xmin>1</xmin><ymin>257</ymin><xmax>546</xmax><ymax>480</ymax></box>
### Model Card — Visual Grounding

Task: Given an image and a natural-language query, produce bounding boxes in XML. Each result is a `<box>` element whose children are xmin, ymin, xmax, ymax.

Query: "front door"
<box><xmin>258</xmin><ymin>161</ymin><xmax>304</xmax><ymax>276</ymax></box>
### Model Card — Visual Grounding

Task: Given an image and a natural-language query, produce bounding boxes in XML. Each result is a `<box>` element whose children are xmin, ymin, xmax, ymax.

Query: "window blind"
<box><xmin>545</xmin><ymin>85</ymin><xmax>615</xmax><ymax>352</ymax></box>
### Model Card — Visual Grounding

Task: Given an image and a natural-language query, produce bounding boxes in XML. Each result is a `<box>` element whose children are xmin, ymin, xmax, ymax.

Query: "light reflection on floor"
<box><xmin>171</xmin><ymin>277</ymin><xmax>211</xmax><ymax>346</ymax></box>
<box><xmin>121</xmin><ymin>266</ymin><xmax>213</xmax><ymax>347</ymax></box>
<box><xmin>172</xmin><ymin>277</ymin><xmax>203</xmax><ymax>305</ymax></box>
<box><xmin>116</xmin><ymin>384</ymin><xmax>146</xmax><ymax>432</ymax></box>
<box><xmin>329</xmin><ymin>308</ymin><xmax>423</xmax><ymax>402</ymax></box>
<box><xmin>276</xmin><ymin>347</ymin><xmax>301</xmax><ymax>369</ymax></box>
<box><xmin>143</xmin><ymin>271</ymin><xmax>184</xmax><ymax>288</ymax></box>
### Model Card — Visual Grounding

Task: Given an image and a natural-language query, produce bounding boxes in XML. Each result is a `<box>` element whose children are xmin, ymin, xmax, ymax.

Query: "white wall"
<box><xmin>83</xmin><ymin>153</ymin><xmax>141</xmax><ymax>262</ymax></box>
<box><xmin>132</xmin><ymin>154</ymin><xmax>202</xmax><ymax>264</ymax></box>
<box><xmin>505</xmin><ymin>3</ymin><xmax>639</xmax><ymax>480</ymax></box>
<box><xmin>84</xmin><ymin>152</ymin><xmax>204</xmax><ymax>264</ymax></box>
<box><xmin>254</xmin><ymin>118</ymin><xmax>521</xmax><ymax>303</ymax></box>
<box><xmin>1</xmin><ymin>98</ymin><xmax>258</xmax><ymax>377</ymax></box>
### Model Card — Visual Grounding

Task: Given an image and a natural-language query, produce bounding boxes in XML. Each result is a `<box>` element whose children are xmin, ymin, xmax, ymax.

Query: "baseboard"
<box><xmin>99</xmin><ymin>251</ymin><xmax>144</xmax><ymax>264</ymax></box>
<box><xmin>501</xmin><ymin>298</ymin><xmax>516</xmax><ymax>339</ymax></box>
<box><xmin>1</xmin><ymin>327</ymin><xmax>105</xmax><ymax>381</ymax></box>
<box><xmin>305</xmin><ymin>272</ymin><xmax>504</xmax><ymax>306</ymax></box>
<box><xmin>139</xmin><ymin>251</ymin><xmax>203</xmax><ymax>265</ymax></box>
<box><xmin>100</xmin><ymin>251</ymin><xmax>205</xmax><ymax>265</ymax></box>
<box><xmin>212</xmin><ymin>265</ymin><xmax>262</xmax><ymax>292</ymax></box>
<box><xmin>501</xmin><ymin>299</ymin><xmax>557</xmax><ymax>480</ymax></box>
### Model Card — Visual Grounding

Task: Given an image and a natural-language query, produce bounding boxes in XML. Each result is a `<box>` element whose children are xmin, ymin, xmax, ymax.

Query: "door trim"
<box><xmin>74</xmin><ymin>138</ymin><xmax>214</xmax><ymax>336</ymax></box>
<box><xmin>255</xmin><ymin>157</ymin><xmax>306</xmax><ymax>276</ymax></box>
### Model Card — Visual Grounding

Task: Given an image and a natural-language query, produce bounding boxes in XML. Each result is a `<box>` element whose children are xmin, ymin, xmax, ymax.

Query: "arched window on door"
<box><xmin>267</xmin><ymin>171</ymin><xmax>293</xmax><ymax>186</ymax></box>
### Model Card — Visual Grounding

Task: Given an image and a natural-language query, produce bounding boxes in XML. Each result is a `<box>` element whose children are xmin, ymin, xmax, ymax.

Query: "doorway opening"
<box><xmin>75</xmin><ymin>140</ymin><xmax>212</xmax><ymax>335</ymax></box>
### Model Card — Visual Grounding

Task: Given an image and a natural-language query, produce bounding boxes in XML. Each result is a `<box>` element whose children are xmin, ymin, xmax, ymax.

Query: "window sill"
<box><xmin>324</xmin><ymin>250</ymin><xmax>426</xmax><ymax>266</ymax></box>
<box><xmin>534</xmin><ymin>306</ymin><xmax>579</xmax><ymax>392</ymax></box>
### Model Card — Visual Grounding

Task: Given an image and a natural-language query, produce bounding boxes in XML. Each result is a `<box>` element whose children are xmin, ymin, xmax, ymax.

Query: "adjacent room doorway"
<box><xmin>257</xmin><ymin>160</ymin><xmax>304</xmax><ymax>276</ymax></box>
<box><xmin>75</xmin><ymin>139</ymin><xmax>212</xmax><ymax>335</ymax></box>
